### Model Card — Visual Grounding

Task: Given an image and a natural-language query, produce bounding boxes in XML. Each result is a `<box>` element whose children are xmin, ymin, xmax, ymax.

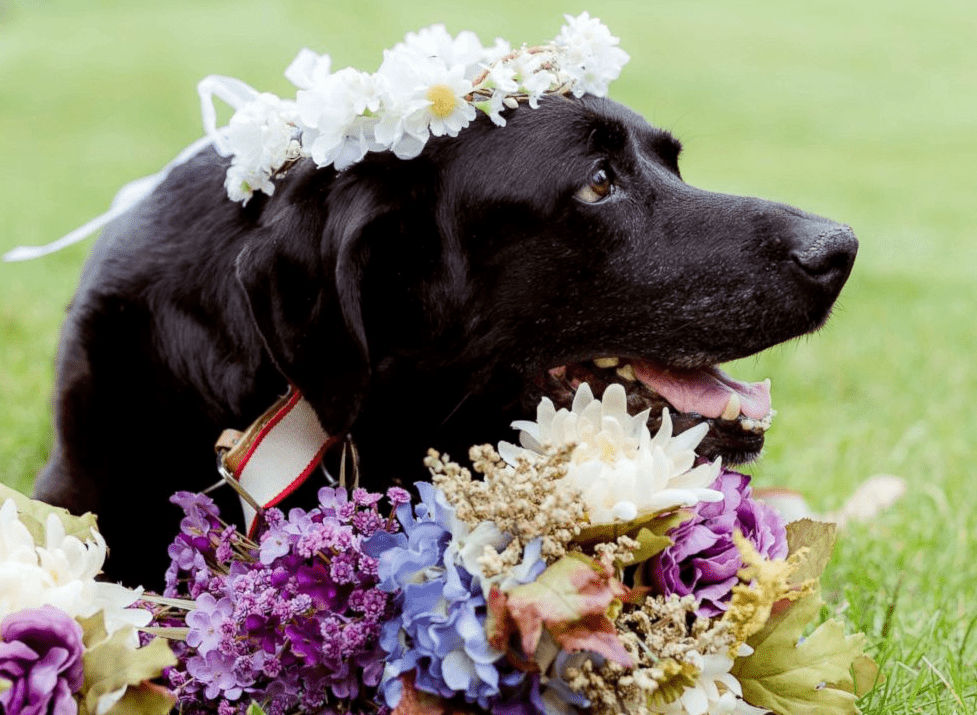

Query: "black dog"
<box><xmin>33</xmin><ymin>95</ymin><xmax>856</xmax><ymax>587</ymax></box>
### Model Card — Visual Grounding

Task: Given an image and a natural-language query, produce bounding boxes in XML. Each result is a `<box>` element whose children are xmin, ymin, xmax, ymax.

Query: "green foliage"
<box><xmin>0</xmin><ymin>482</ymin><xmax>98</xmax><ymax>544</ymax></box>
<box><xmin>1</xmin><ymin>1</ymin><xmax>976</xmax><ymax>712</ymax></box>
<box><xmin>733</xmin><ymin>587</ymin><xmax>871</xmax><ymax>715</ymax></box>
<box><xmin>78</xmin><ymin>612</ymin><xmax>177</xmax><ymax>715</ymax></box>
<box><xmin>728</xmin><ymin>520</ymin><xmax>878</xmax><ymax>715</ymax></box>
<box><xmin>576</xmin><ymin>508</ymin><xmax>691</xmax><ymax>565</ymax></box>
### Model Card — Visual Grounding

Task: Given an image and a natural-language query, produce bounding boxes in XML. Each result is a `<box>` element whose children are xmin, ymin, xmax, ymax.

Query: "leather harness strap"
<box><xmin>215</xmin><ymin>389</ymin><xmax>340</xmax><ymax>537</ymax></box>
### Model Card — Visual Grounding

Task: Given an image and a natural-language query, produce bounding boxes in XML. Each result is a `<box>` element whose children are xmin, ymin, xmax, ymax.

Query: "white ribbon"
<box><xmin>197</xmin><ymin>75</ymin><xmax>260</xmax><ymax>156</ymax></box>
<box><xmin>3</xmin><ymin>76</ymin><xmax>259</xmax><ymax>263</ymax></box>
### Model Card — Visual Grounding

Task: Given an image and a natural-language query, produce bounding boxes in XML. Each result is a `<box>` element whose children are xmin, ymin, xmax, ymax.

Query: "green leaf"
<box><xmin>785</xmin><ymin>519</ymin><xmax>837</xmax><ymax>584</ymax></box>
<box><xmin>0</xmin><ymin>483</ymin><xmax>99</xmax><ymax>545</ymax></box>
<box><xmin>574</xmin><ymin>508</ymin><xmax>691</xmax><ymax>558</ymax></box>
<box><xmin>108</xmin><ymin>680</ymin><xmax>178</xmax><ymax>715</ymax></box>
<box><xmin>78</xmin><ymin>612</ymin><xmax>176</xmax><ymax>715</ymax></box>
<box><xmin>496</xmin><ymin>552</ymin><xmax>635</xmax><ymax>666</ymax></box>
<box><xmin>731</xmin><ymin>585</ymin><xmax>874</xmax><ymax>715</ymax></box>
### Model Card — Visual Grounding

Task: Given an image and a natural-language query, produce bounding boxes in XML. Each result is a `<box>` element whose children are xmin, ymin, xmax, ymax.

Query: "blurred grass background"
<box><xmin>1</xmin><ymin>0</ymin><xmax>976</xmax><ymax>711</ymax></box>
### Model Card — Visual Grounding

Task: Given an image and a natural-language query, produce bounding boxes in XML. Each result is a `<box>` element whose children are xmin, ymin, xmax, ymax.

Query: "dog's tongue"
<box><xmin>630</xmin><ymin>359</ymin><xmax>771</xmax><ymax>419</ymax></box>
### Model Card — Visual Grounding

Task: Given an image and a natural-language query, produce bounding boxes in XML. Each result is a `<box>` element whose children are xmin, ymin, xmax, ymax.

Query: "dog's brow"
<box><xmin>643</xmin><ymin>130</ymin><xmax>683</xmax><ymax>171</ymax></box>
<box><xmin>586</xmin><ymin>120</ymin><xmax>629</xmax><ymax>155</ymax></box>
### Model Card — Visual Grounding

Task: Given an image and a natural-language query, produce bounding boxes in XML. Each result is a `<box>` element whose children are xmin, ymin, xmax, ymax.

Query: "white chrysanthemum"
<box><xmin>554</xmin><ymin>11</ymin><xmax>630</xmax><ymax>98</ymax></box>
<box><xmin>500</xmin><ymin>383</ymin><xmax>722</xmax><ymax>525</ymax></box>
<box><xmin>652</xmin><ymin>646</ymin><xmax>768</xmax><ymax>715</ymax></box>
<box><xmin>0</xmin><ymin>499</ymin><xmax>151</xmax><ymax>639</ymax></box>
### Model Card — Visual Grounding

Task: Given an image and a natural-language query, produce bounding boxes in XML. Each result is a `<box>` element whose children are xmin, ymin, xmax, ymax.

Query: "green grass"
<box><xmin>2</xmin><ymin>0</ymin><xmax>976</xmax><ymax>711</ymax></box>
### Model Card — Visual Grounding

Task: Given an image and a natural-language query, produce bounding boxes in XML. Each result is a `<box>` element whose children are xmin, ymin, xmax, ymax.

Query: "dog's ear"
<box><xmin>234</xmin><ymin>171</ymin><xmax>385</xmax><ymax>436</ymax></box>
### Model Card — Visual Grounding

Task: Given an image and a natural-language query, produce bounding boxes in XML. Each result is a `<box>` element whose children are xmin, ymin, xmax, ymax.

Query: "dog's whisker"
<box><xmin>438</xmin><ymin>391</ymin><xmax>474</xmax><ymax>429</ymax></box>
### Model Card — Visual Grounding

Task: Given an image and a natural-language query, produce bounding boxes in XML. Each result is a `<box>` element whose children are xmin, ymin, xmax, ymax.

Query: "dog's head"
<box><xmin>235</xmin><ymin>94</ymin><xmax>856</xmax><ymax>479</ymax></box>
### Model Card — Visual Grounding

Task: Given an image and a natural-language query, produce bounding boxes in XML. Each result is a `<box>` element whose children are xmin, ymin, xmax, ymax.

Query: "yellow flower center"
<box><xmin>427</xmin><ymin>84</ymin><xmax>457</xmax><ymax>118</ymax></box>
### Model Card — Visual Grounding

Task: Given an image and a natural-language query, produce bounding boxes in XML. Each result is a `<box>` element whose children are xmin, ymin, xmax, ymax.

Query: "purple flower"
<box><xmin>186</xmin><ymin>593</ymin><xmax>234</xmax><ymax>653</ymax></box>
<box><xmin>0</xmin><ymin>605</ymin><xmax>85</xmax><ymax>715</ymax></box>
<box><xmin>385</xmin><ymin>487</ymin><xmax>411</xmax><ymax>506</ymax></box>
<box><xmin>650</xmin><ymin>468</ymin><xmax>788</xmax><ymax>616</ymax></box>
<box><xmin>162</xmin><ymin>484</ymin><xmax>400</xmax><ymax>713</ymax></box>
<box><xmin>186</xmin><ymin>649</ymin><xmax>245</xmax><ymax>700</ymax></box>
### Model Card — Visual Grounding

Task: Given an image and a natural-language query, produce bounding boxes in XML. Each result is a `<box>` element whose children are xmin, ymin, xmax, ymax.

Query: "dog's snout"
<box><xmin>789</xmin><ymin>224</ymin><xmax>858</xmax><ymax>290</ymax></box>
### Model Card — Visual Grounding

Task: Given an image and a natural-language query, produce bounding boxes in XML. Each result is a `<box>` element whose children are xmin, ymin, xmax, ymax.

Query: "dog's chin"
<box><xmin>524</xmin><ymin>358</ymin><xmax>774</xmax><ymax>466</ymax></box>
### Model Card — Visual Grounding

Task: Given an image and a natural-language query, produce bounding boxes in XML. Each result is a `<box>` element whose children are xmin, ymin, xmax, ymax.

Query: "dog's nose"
<box><xmin>789</xmin><ymin>223</ymin><xmax>858</xmax><ymax>291</ymax></box>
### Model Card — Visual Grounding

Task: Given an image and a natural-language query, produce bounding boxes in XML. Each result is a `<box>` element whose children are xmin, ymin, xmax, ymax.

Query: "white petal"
<box><xmin>601</xmin><ymin>382</ymin><xmax>628</xmax><ymax>417</ymax></box>
<box><xmin>570</xmin><ymin>382</ymin><xmax>595</xmax><ymax>414</ymax></box>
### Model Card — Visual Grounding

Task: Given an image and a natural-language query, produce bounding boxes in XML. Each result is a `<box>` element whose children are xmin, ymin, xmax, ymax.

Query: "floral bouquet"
<box><xmin>0</xmin><ymin>485</ymin><xmax>175</xmax><ymax>715</ymax></box>
<box><xmin>144</xmin><ymin>382</ymin><xmax>880</xmax><ymax>715</ymax></box>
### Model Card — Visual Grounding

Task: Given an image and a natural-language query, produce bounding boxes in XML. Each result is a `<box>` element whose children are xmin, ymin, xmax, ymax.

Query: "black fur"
<box><xmin>34</xmin><ymin>95</ymin><xmax>856</xmax><ymax>586</ymax></box>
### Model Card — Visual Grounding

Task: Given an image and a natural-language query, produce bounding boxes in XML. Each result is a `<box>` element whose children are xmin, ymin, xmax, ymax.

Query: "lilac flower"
<box><xmin>186</xmin><ymin>649</ymin><xmax>244</xmax><ymax>701</ymax></box>
<box><xmin>186</xmin><ymin>593</ymin><xmax>234</xmax><ymax>652</ymax></box>
<box><xmin>161</xmin><ymin>485</ymin><xmax>400</xmax><ymax>714</ymax></box>
<box><xmin>0</xmin><ymin>605</ymin><xmax>85</xmax><ymax>715</ymax></box>
<box><xmin>650</xmin><ymin>468</ymin><xmax>788</xmax><ymax>616</ymax></box>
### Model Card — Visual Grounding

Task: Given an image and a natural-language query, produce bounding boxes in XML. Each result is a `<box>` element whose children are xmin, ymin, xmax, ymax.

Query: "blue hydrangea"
<box><xmin>364</xmin><ymin>482</ymin><xmax>506</xmax><ymax>710</ymax></box>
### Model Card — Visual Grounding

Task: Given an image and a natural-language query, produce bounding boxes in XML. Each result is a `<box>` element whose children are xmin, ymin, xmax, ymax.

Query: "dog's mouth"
<box><xmin>526</xmin><ymin>357</ymin><xmax>774</xmax><ymax>465</ymax></box>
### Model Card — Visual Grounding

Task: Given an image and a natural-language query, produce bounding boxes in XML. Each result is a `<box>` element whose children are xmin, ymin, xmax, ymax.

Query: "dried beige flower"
<box><xmin>425</xmin><ymin>443</ymin><xmax>587</xmax><ymax>582</ymax></box>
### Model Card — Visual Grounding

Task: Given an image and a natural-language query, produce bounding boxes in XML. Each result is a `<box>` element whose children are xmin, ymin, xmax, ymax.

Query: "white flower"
<box><xmin>0</xmin><ymin>499</ymin><xmax>151</xmax><ymax>640</ymax></box>
<box><xmin>554</xmin><ymin>11</ymin><xmax>630</xmax><ymax>98</ymax></box>
<box><xmin>500</xmin><ymin>383</ymin><xmax>722</xmax><ymax>525</ymax></box>
<box><xmin>652</xmin><ymin>646</ymin><xmax>768</xmax><ymax>715</ymax></box>
<box><xmin>508</xmin><ymin>52</ymin><xmax>558</xmax><ymax>108</ymax></box>
<box><xmin>444</xmin><ymin>519</ymin><xmax>509</xmax><ymax>595</ymax></box>
<box><xmin>296</xmin><ymin>67</ymin><xmax>387</xmax><ymax>169</ymax></box>
<box><xmin>474</xmin><ymin>62</ymin><xmax>521</xmax><ymax>126</ymax></box>
<box><xmin>393</xmin><ymin>24</ymin><xmax>498</xmax><ymax>80</ymax></box>
<box><xmin>221</xmin><ymin>92</ymin><xmax>299</xmax><ymax>203</ymax></box>
<box><xmin>284</xmin><ymin>48</ymin><xmax>332</xmax><ymax>90</ymax></box>
<box><xmin>201</xmin><ymin>15</ymin><xmax>629</xmax><ymax>201</ymax></box>
<box><xmin>378</xmin><ymin>53</ymin><xmax>476</xmax><ymax>139</ymax></box>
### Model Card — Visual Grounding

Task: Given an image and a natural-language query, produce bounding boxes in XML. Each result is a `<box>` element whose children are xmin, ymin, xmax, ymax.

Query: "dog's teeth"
<box><xmin>616</xmin><ymin>364</ymin><xmax>637</xmax><ymax>381</ymax></box>
<box><xmin>741</xmin><ymin>411</ymin><xmax>776</xmax><ymax>433</ymax></box>
<box><xmin>593</xmin><ymin>357</ymin><xmax>620</xmax><ymax>369</ymax></box>
<box><xmin>721</xmin><ymin>393</ymin><xmax>742</xmax><ymax>421</ymax></box>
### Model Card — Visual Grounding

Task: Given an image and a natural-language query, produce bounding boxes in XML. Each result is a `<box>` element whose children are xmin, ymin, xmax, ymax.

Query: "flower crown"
<box><xmin>200</xmin><ymin>12</ymin><xmax>629</xmax><ymax>204</ymax></box>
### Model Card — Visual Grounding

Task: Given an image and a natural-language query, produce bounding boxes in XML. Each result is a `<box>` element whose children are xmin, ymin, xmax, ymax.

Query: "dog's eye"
<box><xmin>575</xmin><ymin>167</ymin><xmax>613</xmax><ymax>203</ymax></box>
